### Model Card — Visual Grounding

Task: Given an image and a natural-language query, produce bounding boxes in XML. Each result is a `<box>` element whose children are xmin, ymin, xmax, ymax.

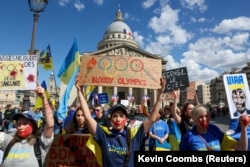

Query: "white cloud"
<box><xmin>142</xmin><ymin>0</ymin><xmax>158</xmax><ymax>9</ymax></box>
<box><xmin>133</xmin><ymin>31</ymin><xmax>145</xmax><ymax>48</ymax></box>
<box><xmin>180</xmin><ymin>0</ymin><xmax>207</xmax><ymax>12</ymax></box>
<box><xmin>146</xmin><ymin>4</ymin><xmax>192</xmax><ymax>47</ymax></box>
<box><xmin>93</xmin><ymin>0</ymin><xmax>103</xmax><ymax>5</ymax></box>
<box><xmin>74</xmin><ymin>1</ymin><xmax>84</xmax><ymax>11</ymax></box>
<box><xmin>124</xmin><ymin>12</ymin><xmax>140</xmax><ymax>22</ymax></box>
<box><xmin>58</xmin><ymin>0</ymin><xmax>70</xmax><ymax>6</ymax></box>
<box><xmin>213</xmin><ymin>16</ymin><xmax>250</xmax><ymax>34</ymax></box>
<box><xmin>180</xmin><ymin>35</ymin><xmax>250</xmax><ymax>82</ymax></box>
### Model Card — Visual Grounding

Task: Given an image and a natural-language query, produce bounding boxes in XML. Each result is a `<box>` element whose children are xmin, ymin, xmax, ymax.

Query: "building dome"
<box><xmin>105</xmin><ymin>21</ymin><xmax>132</xmax><ymax>35</ymax></box>
<box><xmin>97</xmin><ymin>9</ymin><xmax>138</xmax><ymax>50</ymax></box>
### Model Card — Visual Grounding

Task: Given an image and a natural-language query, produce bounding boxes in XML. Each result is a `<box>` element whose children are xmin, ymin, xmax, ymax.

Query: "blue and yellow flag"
<box><xmin>57</xmin><ymin>67</ymin><xmax>80</xmax><ymax>122</ymax></box>
<box><xmin>39</xmin><ymin>45</ymin><xmax>54</xmax><ymax>70</ymax></box>
<box><xmin>83</xmin><ymin>85</ymin><xmax>95</xmax><ymax>100</ymax></box>
<box><xmin>34</xmin><ymin>80</ymin><xmax>50</xmax><ymax>111</ymax></box>
<box><xmin>57</xmin><ymin>39</ymin><xmax>81</xmax><ymax>84</ymax></box>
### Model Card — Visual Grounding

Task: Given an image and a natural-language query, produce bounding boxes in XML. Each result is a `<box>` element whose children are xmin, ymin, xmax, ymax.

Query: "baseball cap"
<box><xmin>110</xmin><ymin>104</ymin><xmax>128</xmax><ymax>117</ymax></box>
<box><xmin>13</xmin><ymin>111</ymin><xmax>38</xmax><ymax>122</ymax></box>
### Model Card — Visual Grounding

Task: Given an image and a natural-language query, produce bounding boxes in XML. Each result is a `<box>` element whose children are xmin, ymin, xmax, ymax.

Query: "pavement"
<box><xmin>210</xmin><ymin>114</ymin><xmax>231</xmax><ymax>133</ymax></box>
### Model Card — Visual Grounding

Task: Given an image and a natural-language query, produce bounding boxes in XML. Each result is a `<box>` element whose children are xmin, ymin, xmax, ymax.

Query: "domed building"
<box><xmin>60</xmin><ymin>8</ymin><xmax>167</xmax><ymax>109</ymax></box>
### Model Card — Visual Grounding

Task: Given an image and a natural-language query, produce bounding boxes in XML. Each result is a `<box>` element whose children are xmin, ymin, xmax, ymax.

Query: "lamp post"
<box><xmin>5</xmin><ymin>93</ymin><xmax>8</xmax><ymax>105</ymax></box>
<box><xmin>22</xmin><ymin>0</ymin><xmax>48</xmax><ymax>111</ymax></box>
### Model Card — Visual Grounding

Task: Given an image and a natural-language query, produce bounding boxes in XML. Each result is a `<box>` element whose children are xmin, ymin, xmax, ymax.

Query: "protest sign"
<box><xmin>77</xmin><ymin>55</ymin><xmax>162</xmax><ymax>89</ymax></box>
<box><xmin>163</xmin><ymin>67</ymin><xmax>189</xmax><ymax>93</ymax></box>
<box><xmin>45</xmin><ymin>134</ymin><xmax>101</xmax><ymax>167</ymax></box>
<box><xmin>0</xmin><ymin>55</ymin><xmax>37</xmax><ymax>90</ymax></box>
<box><xmin>223</xmin><ymin>73</ymin><xmax>250</xmax><ymax>119</ymax></box>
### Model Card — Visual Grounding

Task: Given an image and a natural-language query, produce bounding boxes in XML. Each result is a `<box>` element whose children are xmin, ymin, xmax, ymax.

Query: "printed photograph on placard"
<box><xmin>223</xmin><ymin>73</ymin><xmax>250</xmax><ymax>119</ymax></box>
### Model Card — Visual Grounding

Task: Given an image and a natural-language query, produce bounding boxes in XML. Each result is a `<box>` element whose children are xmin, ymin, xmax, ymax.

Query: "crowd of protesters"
<box><xmin>0</xmin><ymin>76</ymin><xmax>249</xmax><ymax>167</ymax></box>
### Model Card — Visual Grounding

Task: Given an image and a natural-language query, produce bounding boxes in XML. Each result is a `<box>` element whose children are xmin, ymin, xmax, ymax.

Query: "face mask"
<box><xmin>17</xmin><ymin>124</ymin><xmax>33</xmax><ymax>138</ymax></box>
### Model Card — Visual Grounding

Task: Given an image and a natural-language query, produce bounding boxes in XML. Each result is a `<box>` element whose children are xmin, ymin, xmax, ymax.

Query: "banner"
<box><xmin>0</xmin><ymin>55</ymin><xmax>37</xmax><ymax>90</ymax></box>
<box><xmin>45</xmin><ymin>134</ymin><xmax>101</xmax><ymax>167</ymax></box>
<box><xmin>77</xmin><ymin>55</ymin><xmax>162</xmax><ymax>89</ymax></box>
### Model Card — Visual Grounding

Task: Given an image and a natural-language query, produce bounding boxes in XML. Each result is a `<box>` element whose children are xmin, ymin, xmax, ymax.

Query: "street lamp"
<box><xmin>5</xmin><ymin>93</ymin><xmax>8</xmax><ymax>105</ymax></box>
<box><xmin>22</xmin><ymin>0</ymin><xmax>48</xmax><ymax>111</ymax></box>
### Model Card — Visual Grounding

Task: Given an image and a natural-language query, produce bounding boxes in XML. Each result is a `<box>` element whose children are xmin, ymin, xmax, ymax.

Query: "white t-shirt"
<box><xmin>0</xmin><ymin>132</ymin><xmax>54</xmax><ymax>167</ymax></box>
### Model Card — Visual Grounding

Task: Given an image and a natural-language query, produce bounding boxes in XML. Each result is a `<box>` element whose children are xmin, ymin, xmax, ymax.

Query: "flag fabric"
<box><xmin>34</xmin><ymin>80</ymin><xmax>50</xmax><ymax>111</ymax></box>
<box><xmin>57</xmin><ymin>39</ymin><xmax>81</xmax><ymax>84</ymax></box>
<box><xmin>83</xmin><ymin>85</ymin><xmax>95</xmax><ymax>100</ymax></box>
<box><xmin>57</xmin><ymin>67</ymin><xmax>80</xmax><ymax>122</ymax></box>
<box><xmin>168</xmin><ymin>120</ymin><xmax>181</xmax><ymax>151</ymax></box>
<box><xmin>39</xmin><ymin>45</ymin><xmax>54</xmax><ymax>70</ymax></box>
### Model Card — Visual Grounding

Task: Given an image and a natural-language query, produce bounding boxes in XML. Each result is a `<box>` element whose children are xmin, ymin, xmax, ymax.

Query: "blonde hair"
<box><xmin>191</xmin><ymin>104</ymin><xmax>209</xmax><ymax>120</ymax></box>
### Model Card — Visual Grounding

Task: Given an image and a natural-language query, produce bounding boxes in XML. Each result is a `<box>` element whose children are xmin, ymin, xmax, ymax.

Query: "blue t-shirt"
<box><xmin>94</xmin><ymin>125</ymin><xmax>145</xmax><ymax>167</ymax></box>
<box><xmin>149</xmin><ymin>120</ymin><xmax>169</xmax><ymax>148</ymax></box>
<box><xmin>180</xmin><ymin>124</ymin><xmax>223</xmax><ymax>151</ymax></box>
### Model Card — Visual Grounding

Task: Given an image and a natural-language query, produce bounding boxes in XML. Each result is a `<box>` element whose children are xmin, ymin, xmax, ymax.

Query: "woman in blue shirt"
<box><xmin>180</xmin><ymin>104</ymin><xmax>248</xmax><ymax>151</ymax></box>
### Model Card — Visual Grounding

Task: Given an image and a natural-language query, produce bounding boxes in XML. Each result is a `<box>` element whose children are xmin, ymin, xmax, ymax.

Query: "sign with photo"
<box><xmin>223</xmin><ymin>73</ymin><xmax>250</xmax><ymax>119</ymax></box>
<box><xmin>0</xmin><ymin>55</ymin><xmax>37</xmax><ymax>90</ymax></box>
<box><xmin>163</xmin><ymin>67</ymin><xmax>189</xmax><ymax>93</ymax></box>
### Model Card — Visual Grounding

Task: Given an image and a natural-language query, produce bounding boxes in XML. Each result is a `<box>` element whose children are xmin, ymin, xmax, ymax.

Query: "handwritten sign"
<box><xmin>45</xmin><ymin>134</ymin><xmax>101</xmax><ymax>167</ymax></box>
<box><xmin>77</xmin><ymin>55</ymin><xmax>162</xmax><ymax>89</ymax></box>
<box><xmin>163</xmin><ymin>67</ymin><xmax>189</xmax><ymax>93</ymax></box>
<box><xmin>0</xmin><ymin>55</ymin><xmax>37</xmax><ymax>90</ymax></box>
<box><xmin>223</xmin><ymin>73</ymin><xmax>250</xmax><ymax>119</ymax></box>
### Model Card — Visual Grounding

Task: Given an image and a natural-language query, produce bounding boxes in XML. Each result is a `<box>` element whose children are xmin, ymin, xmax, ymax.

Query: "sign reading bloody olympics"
<box><xmin>163</xmin><ymin>67</ymin><xmax>189</xmax><ymax>93</ymax></box>
<box><xmin>77</xmin><ymin>55</ymin><xmax>162</xmax><ymax>89</ymax></box>
<box><xmin>45</xmin><ymin>134</ymin><xmax>102</xmax><ymax>167</ymax></box>
<box><xmin>0</xmin><ymin>55</ymin><xmax>37</xmax><ymax>90</ymax></box>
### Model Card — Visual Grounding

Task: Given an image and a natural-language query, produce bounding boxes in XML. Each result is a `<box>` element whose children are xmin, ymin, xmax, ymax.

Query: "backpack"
<box><xmin>2</xmin><ymin>138</ymin><xmax>42</xmax><ymax>167</ymax></box>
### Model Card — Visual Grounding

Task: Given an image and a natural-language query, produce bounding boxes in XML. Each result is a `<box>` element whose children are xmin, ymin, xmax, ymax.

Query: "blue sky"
<box><xmin>1</xmin><ymin>0</ymin><xmax>250</xmax><ymax>87</ymax></box>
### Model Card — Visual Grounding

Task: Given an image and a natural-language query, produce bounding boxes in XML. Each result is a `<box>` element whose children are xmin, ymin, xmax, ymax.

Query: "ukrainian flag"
<box><xmin>168</xmin><ymin>119</ymin><xmax>181</xmax><ymax>151</ymax></box>
<box><xmin>39</xmin><ymin>45</ymin><xmax>53</xmax><ymax>70</ymax></box>
<box><xmin>34</xmin><ymin>80</ymin><xmax>50</xmax><ymax>111</ymax></box>
<box><xmin>57</xmin><ymin>39</ymin><xmax>81</xmax><ymax>84</ymax></box>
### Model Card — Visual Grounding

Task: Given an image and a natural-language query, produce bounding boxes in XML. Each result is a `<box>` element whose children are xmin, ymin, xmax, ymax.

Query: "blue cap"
<box><xmin>13</xmin><ymin>111</ymin><xmax>37</xmax><ymax>122</ymax></box>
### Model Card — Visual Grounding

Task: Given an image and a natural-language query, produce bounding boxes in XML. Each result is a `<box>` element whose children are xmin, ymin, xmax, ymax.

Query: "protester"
<box><xmin>171</xmin><ymin>89</ymin><xmax>195</xmax><ymax>136</ymax></box>
<box><xmin>93</xmin><ymin>104</ymin><xmax>111</xmax><ymax>129</ymax></box>
<box><xmin>149</xmin><ymin>110</ymin><xmax>170</xmax><ymax>151</ymax></box>
<box><xmin>180</xmin><ymin>104</ymin><xmax>248</xmax><ymax>151</ymax></box>
<box><xmin>3</xmin><ymin>104</ymin><xmax>16</xmax><ymax>132</ymax></box>
<box><xmin>75</xmin><ymin>76</ymin><xmax>166</xmax><ymax>167</ymax></box>
<box><xmin>0</xmin><ymin>83</ymin><xmax>54</xmax><ymax>167</ymax></box>
<box><xmin>64</xmin><ymin>107</ymin><xmax>89</xmax><ymax>134</ymax></box>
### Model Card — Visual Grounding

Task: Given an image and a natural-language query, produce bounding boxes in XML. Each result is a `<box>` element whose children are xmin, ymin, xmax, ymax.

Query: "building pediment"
<box><xmin>82</xmin><ymin>44</ymin><xmax>167</xmax><ymax>65</ymax></box>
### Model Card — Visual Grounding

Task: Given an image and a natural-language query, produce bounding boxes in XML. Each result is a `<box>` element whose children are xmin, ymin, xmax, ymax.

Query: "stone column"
<box><xmin>112</xmin><ymin>86</ymin><xmax>118</xmax><ymax>106</ymax></box>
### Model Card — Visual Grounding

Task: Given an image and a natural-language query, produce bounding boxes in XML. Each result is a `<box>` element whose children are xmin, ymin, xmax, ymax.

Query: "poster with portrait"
<box><xmin>223</xmin><ymin>73</ymin><xmax>250</xmax><ymax>119</ymax></box>
<box><xmin>0</xmin><ymin>55</ymin><xmax>37</xmax><ymax>90</ymax></box>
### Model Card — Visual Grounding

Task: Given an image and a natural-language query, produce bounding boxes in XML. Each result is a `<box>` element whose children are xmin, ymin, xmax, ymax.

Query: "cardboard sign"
<box><xmin>223</xmin><ymin>73</ymin><xmax>250</xmax><ymax>119</ymax></box>
<box><xmin>163</xmin><ymin>67</ymin><xmax>189</xmax><ymax>93</ymax></box>
<box><xmin>45</xmin><ymin>134</ymin><xmax>101</xmax><ymax>167</ymax></box>
<box><xmin>98</xmin><ymin>93</ymin><xmax>109</xmax><ymax>104</ymax></box>
<box><xmin>0</xmin><ymin>55</ymin><xmax>37</xmax><ymax>90</ymax></box>
<box><xmin>77</xmin><ymin>55</ymin><xmax>162</xmax><ymax>89</ymax></box>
